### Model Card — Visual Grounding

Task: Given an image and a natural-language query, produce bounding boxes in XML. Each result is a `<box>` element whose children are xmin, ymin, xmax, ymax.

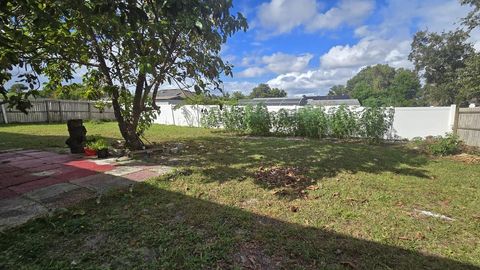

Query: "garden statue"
<box><xmin>65</xmin><ymin>119</ymin><xmax>87</xmax><ymax>153</ymax></box>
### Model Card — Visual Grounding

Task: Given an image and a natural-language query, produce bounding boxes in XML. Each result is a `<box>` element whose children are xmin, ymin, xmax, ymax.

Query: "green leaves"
<box><xmin>202</xmin><ymin>104</ymin><xmax>393</xmax><ymax>142</ymax></box>
<box><xmin>409</xmin><ymin>30</ymin><xmax>475</xmax><ymax>105</ymax></box>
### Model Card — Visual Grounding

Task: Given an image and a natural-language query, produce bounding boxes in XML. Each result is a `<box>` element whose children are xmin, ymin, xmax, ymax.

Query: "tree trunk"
<box><xmin>117</xmin><ymin>120</ymin><xmax>144</xmax><ymax>150</ymax></box>
<box><xmin>110</xmin><ymin>88</ymin><xmax>145</xmax><ymax>150</ymax></box>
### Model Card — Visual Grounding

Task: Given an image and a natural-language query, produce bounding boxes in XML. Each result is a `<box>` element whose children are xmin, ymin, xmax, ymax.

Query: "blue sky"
<box><xmin>221</xmin><ymin>0</ymin><xmax>478</xmax><ymax>96</ymax></box>
<box><xmin>5</xmin><ymin>0</ymin><xmax>477</xmax><ymax>97</ymax></box>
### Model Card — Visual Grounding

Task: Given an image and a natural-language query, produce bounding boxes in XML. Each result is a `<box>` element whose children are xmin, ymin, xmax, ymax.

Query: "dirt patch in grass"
<box><xmin>448</xmin><ymin>153</ymin><xmax>480</xmax><ymax>164</ymax></box>
<box><xmin>254</xmin><ymin>166</ymin><xmax>317</xmax><ymax>198</ymax></box>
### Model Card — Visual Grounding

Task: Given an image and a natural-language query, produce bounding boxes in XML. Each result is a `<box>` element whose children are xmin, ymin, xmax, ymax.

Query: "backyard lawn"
<box><xmin>1</xmin><ymin>122</ymin><xmax>479</xmax><ymax>269</ymax></box>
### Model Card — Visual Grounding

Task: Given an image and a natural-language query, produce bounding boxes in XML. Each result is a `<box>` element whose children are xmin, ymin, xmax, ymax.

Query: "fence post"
<box><xmin>88</xmin><ymin>102</ymin><xmax>92</xmax><ymax>120</ymax></box>
<box><xmin>58</xmin><ymin>101</ymin><xmax>63</xmax><ymax>122</ymax></box>
<box><xmin>171</xmin><ymin>105</ymin><xmax>176</xmax><ymax>125</ymax></box>
<box><xmin>1</xmin><ymin>103</ymin><xmax>8</xmax><ymax>124</ymax></box>
<box><xmin>45</xmin><ymin>100</ymin><xmax>51</xmax><ymax>123</ymax></box>
<box><xmin>452</xmin><ymin>104</ymin><xmax>460</xmax><ymax>135</ymax></box>
<box><xmin>196</xmin><ymin>105</ymin><xmax>200</xmax><ymax>127</ymax></box>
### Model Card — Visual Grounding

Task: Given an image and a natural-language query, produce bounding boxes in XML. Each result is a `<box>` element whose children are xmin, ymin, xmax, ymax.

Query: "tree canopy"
<box><xmin>333</xmin><ymin>64</ymin><xmax>422</xmax><ymax>107</ymax></box>
<box><xmin>1</xmin><ymin>0</ymin><xmax>247</xmax><ymax>149</ymax></box>
<box><xmin>409</xmin><ymin>30</ymin><xmax>474</xmax><ymax>105</ymax></box>
<box><xmin>327</xmin><ymin>85</ymin><xmax>348</xmax><ymax>96</ymax></box>
<box><xmin>249</xmin><ymin>83</ymin><xmax>287</xmax><ymax>98</ymax></box>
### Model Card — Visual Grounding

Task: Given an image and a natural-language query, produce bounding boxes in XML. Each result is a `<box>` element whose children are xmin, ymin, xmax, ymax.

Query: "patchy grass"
<box><xmin>1</xmin><ymin>123</ymin><xmax>480</xmax><ymax>269</ymax></box>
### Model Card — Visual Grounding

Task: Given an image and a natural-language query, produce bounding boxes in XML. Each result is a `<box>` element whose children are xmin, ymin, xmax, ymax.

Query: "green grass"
<box><xmin>0</xmin><ymin>122</ymin><xmax>217</xmax><ymax>150</ymax></box>
<box><xmin>1</xmin><ymin>122</ymin><xmax>480</xmax><ymax>269</ymax></box>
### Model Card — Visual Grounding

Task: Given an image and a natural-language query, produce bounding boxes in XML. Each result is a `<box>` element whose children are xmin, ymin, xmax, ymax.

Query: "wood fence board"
<box><xmin>457</xmin><ymin>107</ymin><xmax>480</xmax><ymax>147</ymax></box>
<box><xmin>0</xmin><ymin>99</ymin><xmax>116</xmax><ymax>123</ymax></box>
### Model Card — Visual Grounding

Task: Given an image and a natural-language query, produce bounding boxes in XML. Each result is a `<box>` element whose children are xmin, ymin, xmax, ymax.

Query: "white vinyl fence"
<box><xmin>153</xmin><ymin>104</ymin><xmax>458</xmax><ymax>140</ymax></box>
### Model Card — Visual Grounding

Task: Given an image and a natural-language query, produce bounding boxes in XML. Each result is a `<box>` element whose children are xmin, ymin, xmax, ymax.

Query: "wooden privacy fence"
<box><xmin>454</xmin><ymin>107</ymin><xmax>480</xmax><ymax>147</ymax></box>
<box><xmin>0</xmin><ymin>99</ymin><xmax>116</xmax><ymax>124</ymax></box>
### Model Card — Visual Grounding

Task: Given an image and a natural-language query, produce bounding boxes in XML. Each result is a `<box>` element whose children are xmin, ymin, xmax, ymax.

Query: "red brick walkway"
<box><xmin>0</xmin><ymin>150</ymin><xmax>115</xmax><ymax>199</ymax></box>
<box><xmin>0</xmin><ymin>149</ymin><xmax>173</xmax><ymax>230</ymax></box>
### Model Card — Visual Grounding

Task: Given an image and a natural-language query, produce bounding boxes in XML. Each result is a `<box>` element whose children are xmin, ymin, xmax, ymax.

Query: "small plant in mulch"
<box><xmin>85</xmin><ymin>137</ymin><xmax>109</xmax><ymax>158</ymax></box>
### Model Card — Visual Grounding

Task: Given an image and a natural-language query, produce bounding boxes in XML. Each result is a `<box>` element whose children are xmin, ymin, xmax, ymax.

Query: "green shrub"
<box><xmin>201</xmin><ymin>107</ymin><xmax>222</xmax><ymax>128</ymax></box>
<box><xmin>328</xmin><ymin>105</ymin><xmax>358</xmax><ymax>138</ymax></box>
<box><xmin>244</xmin><ymin>104</ymin><xmax>271</xmax><ymax>136</ymax></box>
<box><xmin>222</xmin><ymin>106</ymin><xmax>246</xmax><ymax>132</ymax></box>
<box><xmin>201</xmin><ymin>104</ymin><xmax>394</xmax><ymax>142</ymax></box>
<box><xmin>359</xmin><ymin>107</ymin><xmax>394</xmax><ymax>142</ymax></box>
<box><xmin>296</xmin><ymin>106</ymin><xmax>328</xmax><ymax>138</ymax></box>
<box><xmin>428</xmin><ymin>133</ymin><xmax>462</xmax><ymax>156</ymax></box>
<box><xmin>270</xmin><ymin>109</ymin><xmax>296</xmax><ymax>136</ymax></box>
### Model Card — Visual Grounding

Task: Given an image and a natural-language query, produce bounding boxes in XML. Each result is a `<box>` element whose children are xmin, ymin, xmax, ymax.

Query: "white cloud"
<box><xmin>237</xmin><ymin>67</ymin><xmax>268</xmax><ymax>78</ymax></box>
<box><xmin>237</xmin><ymin>52</ymin><xmax>313</xmax><ymax>78</ymax></box>
<box><xmin>256</xmin><ymin>0</ymin><xmax>477</xmax><ymax>96</ymax></box>
<box><xmin>266</xmin><ymin>37</ymin><xmax>413</xmax><ymax>95</ymax></box>
<box><xmin>267</xmin><ymin>68</ymin><xmax>359</xmax><ymax>95</ymax></box>
<box><xmin>307</xmin><ymin>0</ymin><xmax>375</xmax><ymax>31</ymax></box>
<box><xmin>320</xmin><ymin>38</ymin><xmax>412</xmax><ymax>69</ymax></box>
<box><xmin>262</xmin><ymin>53</ymin><xmax>313</xmax><ymax>73</ymax></box>
<box><xmin>223</xmin><ymin>81</ymin><xmax>258</xmax><ymax>94</ymax></box>
<box><xmin>257</xmin><ymin>0</ymin><xmax>319</xmax><ymax>35</ymax></box>
<box><xmin>257</xmin><ymin>0</ymin><xmax>374</xmax><ymax>36</ymax></box>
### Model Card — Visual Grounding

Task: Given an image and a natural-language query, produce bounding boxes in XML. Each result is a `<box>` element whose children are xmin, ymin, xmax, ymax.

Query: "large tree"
<box><xmin>409</xmin><ymin>30</ymin><xmax>474</xmax><ymax>105</ymax></box>
<box><xmin>249</xmin><ymin>83</ymin><xmax>287</xmax><ymax>98</ymax></box>
<box><xmin>1</xmin><ymin>0</ymin><xmax>247</xmax><ymax>149</ymax></box>
<box><xmin>461</xmin><ymin>0</ymin><xmax>480</xmax><ymax>30</ymax></box>
<box><xmin>457</xmin><ymin>53</ymin><xmax>480</xmax><ymax>103</ymax></box>
<box><xmin>342</xmin><ymin>64</ymin><xmax>422</xmax><ymax>107</ymax></box>
<box><xmin>327</xmin><ymin>85</ymin><xmax>348</xmax><ymax>96</ymax></box>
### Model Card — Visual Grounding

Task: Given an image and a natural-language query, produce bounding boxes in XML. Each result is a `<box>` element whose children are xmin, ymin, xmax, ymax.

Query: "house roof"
<box><xmin>238</xmin><ymin>97</ymin><xmax>306</xmax><ymax>106</ymax></box>
<box><xmin>305</xmin><ymin>95</ymin><xmax>352</xmax><ymax>100</ymax></box>
<box><xmin>237</xmin><ymin>95</ymin><xmax>360</xmax><ymax>106</ymax></box>
<box><xmin>306</xmin><ymin>99</ymin><xmax>361</xmax><ymax>106</ymax></box>
<box><xmin>155</xmin><ymin>89</ymin><xmax>194</xmax><ymax>100</ymax></box>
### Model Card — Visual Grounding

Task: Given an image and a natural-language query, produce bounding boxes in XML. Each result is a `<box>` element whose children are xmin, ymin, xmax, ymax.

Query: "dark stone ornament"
<box><xmin>65</xmin><ymin>119</ymin><xmax>87</xmax><ymax>154</ymax></box>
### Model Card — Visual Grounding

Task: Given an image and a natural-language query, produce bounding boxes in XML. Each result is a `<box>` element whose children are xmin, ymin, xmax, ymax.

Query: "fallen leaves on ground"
<box><xmin>255</xmin><ymin>166</ymin><xmax>309</xmax><ymax>187</ymax></box>
<box><xmin>449</xmin><ymin>153</ymin><xmax>480</xmax><ymax>164</ymax></box>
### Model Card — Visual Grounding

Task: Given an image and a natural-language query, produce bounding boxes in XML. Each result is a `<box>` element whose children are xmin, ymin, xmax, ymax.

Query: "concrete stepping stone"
<box><xmin>0</xmin><ymin>197</ymin><xmax>48</xmax><ymax>231</ymax></box>
<box><xmin>24</xmin><ymin>183</ymin><xmax>95</xmax><ymax>209</ymax></box>
<box><xmin>105</xmin><ymin>165</ymin><xmax>144</xmax><ymax>176</ymax></box>
<box><xmin>70</xmin><ymin>174</ymin><xmax>134</xmax><ymax>194</ymax></box>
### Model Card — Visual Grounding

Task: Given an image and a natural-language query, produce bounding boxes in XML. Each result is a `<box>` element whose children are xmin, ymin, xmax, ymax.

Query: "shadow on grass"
<box><xmin>0</xmin><ymin>130</ymin><xmax>431</xmax><ymax>200</ymax></box>
<box><xmin>158</xmin><ymin>136</ymin><xmax>431</xmax><ymax>199</ymax></box>
<box><xmin>1</xmin><ymin>180</ymin><xmax>478</xmax><ymax>269</ymax></box>
<box><xmin>0</xmin><ymin>133</ymin><xmax>477</xmax><ymax>268</ymax></box>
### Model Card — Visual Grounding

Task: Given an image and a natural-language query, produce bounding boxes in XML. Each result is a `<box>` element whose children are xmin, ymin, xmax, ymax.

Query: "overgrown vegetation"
<box><xmin>410</xmin><ymin>133</ymin><xmax>463</xmax><ymax>156</ymax></box>
<box><xmin>202</xmin><ymin>104</ymin><xmax>394</xmax><ymax>142</ymax></box>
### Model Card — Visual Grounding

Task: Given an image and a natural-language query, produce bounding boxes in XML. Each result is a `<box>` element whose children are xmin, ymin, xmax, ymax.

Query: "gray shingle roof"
<box><xmin>155</xmin><ymin>89</ymin><xmax>194</xmax><ymax>100</ymax></box>
<box><xmin>238</xmin><ymin>95</ymin><xmax>360</xmax><ymax>106</ymax></box>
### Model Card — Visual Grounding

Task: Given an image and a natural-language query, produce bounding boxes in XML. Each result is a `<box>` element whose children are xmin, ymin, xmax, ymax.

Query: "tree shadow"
<box><xmin>1</xmin><ymin>181</ymin><xmax>478</xmax><ymax>269</ymax></box>
<box><xmin>0</xmin><ymin>130</ymin><xmax>432</xmax><ymax>200</ymax></box>
<box><xmin>0</xmin><ymin>134</ymin><xmax>477</xmax><ymax>268</ymax></box>
<box><xmin>153</xmin><ymin>136</ymin><xmax>431</xmax><ymax>199</ymax></box>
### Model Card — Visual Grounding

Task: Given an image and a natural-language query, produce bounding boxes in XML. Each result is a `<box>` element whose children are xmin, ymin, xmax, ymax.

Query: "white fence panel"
<box><xmin>153</xmin><ymin>104</ymin><xmax>457</xmax><ymax>140</ymax></box>
<box><xmin>391</xmin><ymin>106</ymin><xmax>455</xmax><ymax>139</ymax></box>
